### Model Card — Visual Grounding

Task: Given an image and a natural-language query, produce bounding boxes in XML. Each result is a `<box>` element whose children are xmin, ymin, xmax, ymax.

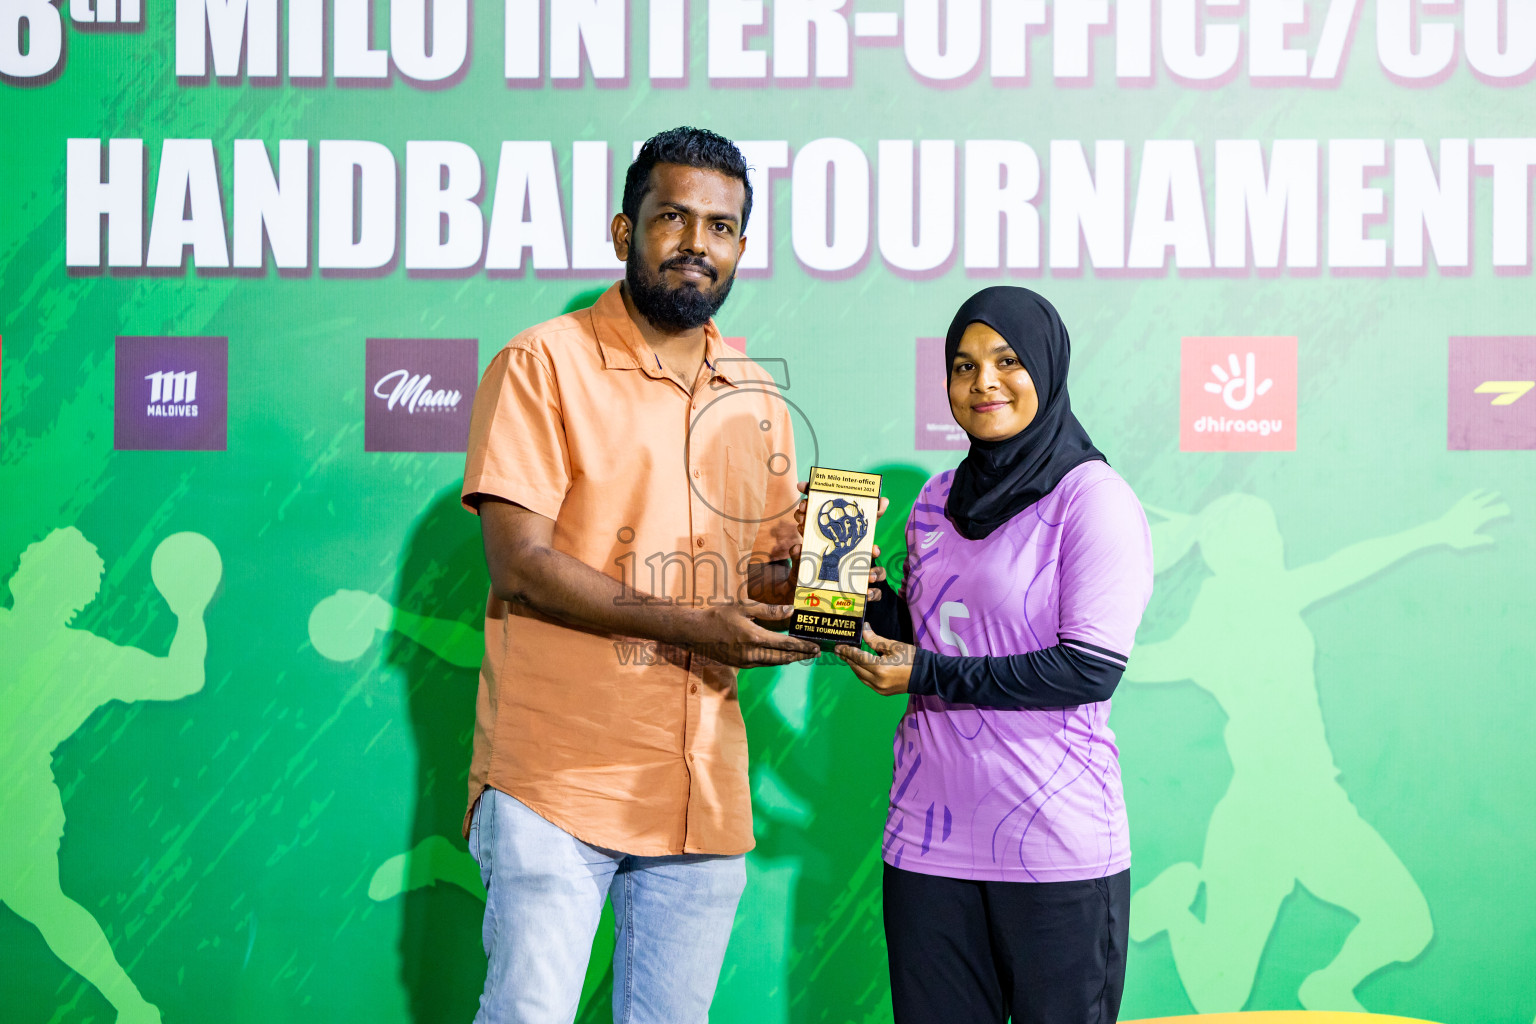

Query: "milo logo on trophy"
<box><xmin>791</xmin><ymin>466</ymin><xmax>882</xmax><ymax>646</ymax></box>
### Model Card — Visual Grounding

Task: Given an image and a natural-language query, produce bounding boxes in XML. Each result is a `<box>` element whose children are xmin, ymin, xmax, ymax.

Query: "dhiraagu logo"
<box><xmin>1181</xmin><ymin>336</ymin><xmax>1297</xmax><ymax>452</ymax></box>
<box><xmin>1205</xmin><ymin>353</ymin><xmax>1273</xmax><ymax>411</ymax></box>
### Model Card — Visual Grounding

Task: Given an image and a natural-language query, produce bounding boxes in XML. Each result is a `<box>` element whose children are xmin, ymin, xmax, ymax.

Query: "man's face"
<box><xmin>615</xmin><ymin>163</ymin><xmax>748</xmax><ymax>332</ymax></box>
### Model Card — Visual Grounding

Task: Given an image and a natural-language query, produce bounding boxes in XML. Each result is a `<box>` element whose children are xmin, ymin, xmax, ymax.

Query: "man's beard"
<box><xmin>625</xmin><ymin>252</ymin><xmax>736</xmax><ymax>332</ymax></box>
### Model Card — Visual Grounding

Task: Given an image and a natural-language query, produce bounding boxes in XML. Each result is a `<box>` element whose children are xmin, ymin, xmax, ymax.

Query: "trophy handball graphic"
<box><xmin>815</xmin><ymin>498</ymin><xmax>868</xmax><ymax>583</ymax></box>
<box><xmin>790</xmin><ymin>467</ymin><xmax>882</xmax><ymax>646</ymax></box>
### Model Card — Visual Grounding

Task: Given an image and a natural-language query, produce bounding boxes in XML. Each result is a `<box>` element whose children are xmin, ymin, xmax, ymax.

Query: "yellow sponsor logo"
<box><xmin>1475</xmin><ymin>380</ymin><xmax>1534</xmax><ymax>405</ymax></box>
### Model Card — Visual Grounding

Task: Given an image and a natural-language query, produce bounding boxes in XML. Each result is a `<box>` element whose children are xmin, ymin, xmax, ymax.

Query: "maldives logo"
<box><xmin>1180</xmin><ymin>336</ymin><xmax>1297</xmax><ymax>452</ymax></box>
<box><xmin>365</xmin><ymin>338</ymin><xmax>477</xmax><ymax>452</ymax></box>
<box><xmin>115</xmin><ymin>337</ymin><xmax>228</xmax><ymax>451</ymax></box>
<box><xmin>1448</xmin><ymin>336</ymin><xmax>1536</xmax><ymax>450</ymax></box>
<box><xmin>145</xmin><ymin>371</ymin><xmax>200</xmax><ymax>415</ymax></box>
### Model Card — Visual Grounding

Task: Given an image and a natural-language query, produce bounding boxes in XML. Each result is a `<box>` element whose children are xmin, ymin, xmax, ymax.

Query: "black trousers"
<box><xmin>883</xmin><ymin>863</ymin><xmax>1130</xmax><ymax>1024</ymax></box>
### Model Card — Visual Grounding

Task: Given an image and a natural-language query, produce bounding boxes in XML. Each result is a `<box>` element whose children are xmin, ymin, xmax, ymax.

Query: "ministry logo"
<box><xmin>1180</xmin><ymin>336</ymin><xmax>1297</xmax><ymax>452</ymax></box>
<box><xmin>365</xmin><ymin>338</ymin><xmax>477</xmax><ymax>452</ymax></box>
<box><xmin>115</xmin><ymin>337</ymin><xmax>228</xmax><ymax>451</ymax></box>
<box><xmin>1448</xmin><ymin>336</ymin><xmax>1536</xmax><ymax>450</ymax></box>
<box><xmin>914</xmin><ymin>337</ymin><xmax>967</xmax><ymax>451</ymax></box>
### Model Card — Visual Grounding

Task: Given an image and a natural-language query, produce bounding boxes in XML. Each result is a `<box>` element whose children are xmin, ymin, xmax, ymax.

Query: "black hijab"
<box><xmin>942</xmin><ymin>286</ymin><xmax>1105</xmax><ymax>541</ymax></box>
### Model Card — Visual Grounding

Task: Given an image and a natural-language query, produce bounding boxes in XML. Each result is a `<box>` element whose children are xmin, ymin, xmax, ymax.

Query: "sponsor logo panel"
<box><xmin>1180</xmin><ymin>336</ymin><xmax>1297</xmax><ymax>452</ymax></box>
<box><xmin>915</xmin><ymin>337</ymin><xmax>967</xmax><ymax>451</ymax></box>
<box><xmin>365</xmin><ymin>338</ymin><xmax>477</xmax><ymax>452</ymax></box>
<box><xmin>1448</xmin><ymin>336</ymin><xmax>1536</xmax><ymax>451</ymax></box>
<box><xmin>114</xmin><ymin>336</ymin><xmax>229</xmax><ymax>451</ymax></box>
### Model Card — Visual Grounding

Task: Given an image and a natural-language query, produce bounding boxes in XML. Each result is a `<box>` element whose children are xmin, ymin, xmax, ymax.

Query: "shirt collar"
<box><xmin>592</xmin><ymin>281</ymin><xmax>739</xmax><ymax>389</ymax></box>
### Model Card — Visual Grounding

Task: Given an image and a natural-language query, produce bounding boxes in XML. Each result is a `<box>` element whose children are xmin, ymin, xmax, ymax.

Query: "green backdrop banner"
<box><xmin>3</xmin><ymin>1</ymin><xmax>1534</xmax><ymax>1022</ymax></box>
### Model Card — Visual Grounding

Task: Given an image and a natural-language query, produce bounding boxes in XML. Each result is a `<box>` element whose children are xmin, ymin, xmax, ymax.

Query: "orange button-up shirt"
<box><xmin>460</xmin><ymin>283</ymin><xmax>800</xmax><ymax>856</ymax></box>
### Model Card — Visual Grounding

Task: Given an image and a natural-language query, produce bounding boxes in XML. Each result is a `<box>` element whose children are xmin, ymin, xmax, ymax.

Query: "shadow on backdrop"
<box><xmin>305</xmin><ymin>484</ymin><xmax>617</xmax><ymax>1023</ymax></box>
<box><xmin>382</xmin><ymin>487</ymin><xmax>493</xmax><ymax>1024</ymax></box>
<box><xmin>295</xmin><ymin>486</ymin><xmax>487</xmax><ymax>1021</ymax></box>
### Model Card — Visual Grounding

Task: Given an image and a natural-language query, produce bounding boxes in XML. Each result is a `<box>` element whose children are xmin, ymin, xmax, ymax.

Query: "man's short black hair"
<box><xmin>622</xmin><ymin>127</ymin><xmax>753</xmax><ymax>232</ymax></box>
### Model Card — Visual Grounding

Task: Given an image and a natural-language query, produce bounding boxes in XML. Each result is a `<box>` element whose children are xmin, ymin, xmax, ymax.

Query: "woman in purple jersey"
<box><xmin>835</xmin><ymin>287</ymin><xmax>1153</xmax><ymax>1024</ymax></box>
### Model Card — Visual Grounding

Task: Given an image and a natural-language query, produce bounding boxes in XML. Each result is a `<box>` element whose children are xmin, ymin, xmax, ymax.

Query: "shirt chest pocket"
<box><xmin>722</xmin><ymin>444</ymin><xmax>769</xmax><ymax>552</ymax></box>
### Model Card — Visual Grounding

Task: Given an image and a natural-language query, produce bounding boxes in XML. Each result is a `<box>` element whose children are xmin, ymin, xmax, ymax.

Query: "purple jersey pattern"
<box><xmin>885</xmin><ymin>460</ymin><xmax>1153</xmax><ymax>882</ymax></box>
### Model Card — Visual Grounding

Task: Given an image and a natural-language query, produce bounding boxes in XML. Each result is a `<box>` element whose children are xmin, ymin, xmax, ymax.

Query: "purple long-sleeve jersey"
<box><xmin>884</xmin><ymin>461</ymin><xmax>1154</xmax><ymax>882</ymax></box>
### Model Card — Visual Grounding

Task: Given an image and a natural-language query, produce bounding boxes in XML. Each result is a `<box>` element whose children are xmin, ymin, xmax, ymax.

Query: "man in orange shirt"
<box><xmin>461</xmin><ymin>127</ymin><xmax>819</xmax><ymax>1024</ymax></box>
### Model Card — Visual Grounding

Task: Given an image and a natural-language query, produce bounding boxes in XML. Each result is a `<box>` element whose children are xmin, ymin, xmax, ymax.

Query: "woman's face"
<box><xmin>948</xmin><ymin>321</ymin><xmax>1040</xmax><ymax>442</ymax></box>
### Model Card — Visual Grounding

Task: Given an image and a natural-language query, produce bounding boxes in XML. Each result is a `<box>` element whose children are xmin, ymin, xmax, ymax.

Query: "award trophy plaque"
<box><xmin>789</xmin><ymin>466</ymin><xmax>883</xmax><ymax>646</ymax></box>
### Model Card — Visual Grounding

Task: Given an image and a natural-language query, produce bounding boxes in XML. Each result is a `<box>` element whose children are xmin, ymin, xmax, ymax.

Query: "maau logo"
<box><xmin>365</xmin><ymin>338</ymin><xmax>477</xmax><ymax>452</ymax></box>
<box><xmin>1448</xmin><ymin>336</ymin><xmax>1536</xmax><ymax>451</ymax></box>
<box><xmin>115</xmin><ymin>337</ymin><xmax>228</xmax><ymax>451</ymax></box>
<box><xmin>1180</xmin><ymin>337</ymin><xmax>1297</xmax><ymax>452</ymax></box>
<box><xmin>372</xmin><ymin>370</ymin><xmax>462</xmax><ymax>415</ymax></box>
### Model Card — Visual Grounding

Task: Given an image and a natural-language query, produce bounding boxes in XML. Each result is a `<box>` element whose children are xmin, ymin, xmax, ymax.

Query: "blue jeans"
<box><xmin>467</xmin><ymin>788</ymin><xmax>747</xmax><ymax>1024</ymax></box>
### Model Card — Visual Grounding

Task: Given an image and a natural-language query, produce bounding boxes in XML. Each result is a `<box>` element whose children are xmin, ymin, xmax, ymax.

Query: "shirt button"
<box><xmin>695</xmin><ymin>536</ymin><xmax>705</xmax><ymax>548</ymax></box>
<box><xmin>693</xmin><ymin>468</ymin><xmax>701</xmax><ymax>479</ymax></box>
<box><xmin>686</xmin><ymin>752</ymin><xmax>695</xmax><ymax>763</ymax></box>
<box><xmin>690</xmin><ymin>683</ymin><xmax>700</xmax><ymax>695</ymax></box>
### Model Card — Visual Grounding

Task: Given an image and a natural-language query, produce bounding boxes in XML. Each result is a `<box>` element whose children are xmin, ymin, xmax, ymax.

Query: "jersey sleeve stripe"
<box><xmin>1060</xmin><ymin>637</ymin><xmax>1129</xmax><ymax>668</ymax></box>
